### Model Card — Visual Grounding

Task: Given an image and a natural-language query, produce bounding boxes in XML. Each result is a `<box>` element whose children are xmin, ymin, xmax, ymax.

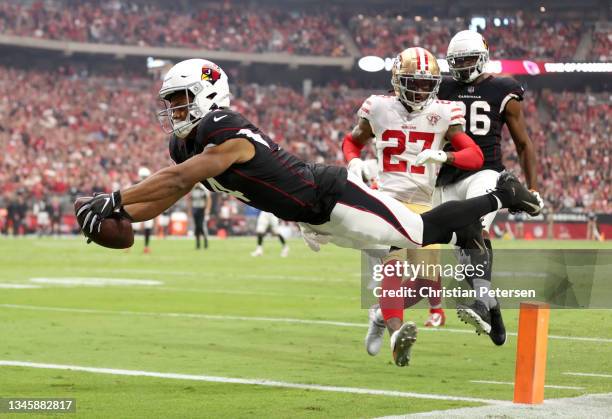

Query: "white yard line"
<box><xmin>0</xmin><ymin>360</ymin><xmax>507</xmax><ymax>405</ymax></box>
<box><xmin>1</xmin><ymin>304</ymin><xmax>612</xmax><ymax>344</ymax></box>
<box><xmin>59</xmin><ymin>267</ymin><xmax>361</xmax><ymax>282</ymax></box>
<box><xmin>0</xmin><ymin>283</ymin><xmax>41</xmax><ymax>289</ymax></box>
<box><xmin>469</xmin><ymin>380</ymin><xmax>584</xmax><ymax>390</ymax></box>
<box><xmin>29</xmin><ymin>278</ymin><xmax>163</xmax><ymax>286</ymax></box>
<box><xmin>563</xmin><ymin>372</ymin><xmax>612</xmax><ymax>379</ymax></box>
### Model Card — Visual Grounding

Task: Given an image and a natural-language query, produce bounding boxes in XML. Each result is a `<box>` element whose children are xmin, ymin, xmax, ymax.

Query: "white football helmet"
<box><xmin>446</xmin><ymin>30</ymin><xmax>489</xmax><ymax>83</ymax></box>
<box><xmin>157</xmin><ymin>59</ymin><xmax>230</xmax><ymax>138</ymax></box>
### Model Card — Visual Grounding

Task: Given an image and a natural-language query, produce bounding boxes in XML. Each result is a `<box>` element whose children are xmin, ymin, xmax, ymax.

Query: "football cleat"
<box><xmin>494</xmin><ymin>172</ymin><xmax>543</xmax><ymax>216</ymax></box>
<box><xmin>251</xmin><ymin>246</ymin><xmax>263</xmax><ymax>257</ymax></box>
<box><xmin>390</xmin><ymin>322</ymin><xmax>417</xmax><ymax>367</ymax></box>
<box><xmin>365</xmin><ymin>305</ymin><xmax>386</xmax><ymax>356</ymax></box>
<box><xmin>425</xmin><ymin>308</ymin><xmax>446</xmax><ymax>328</ymax></box>
<box><xmin>489</xmin><ymin>304</ymin><xmax>507</xmax><ymax>346</ymax></box>
<box><xmin>280</xmin><ymin>246</ymin><xmax>290</xmax><ymax>258</ymax></box>
<box><xmin>457</xmin><ymin>300</ymin><xmax>491</xmax><ymax>335</ymax></box>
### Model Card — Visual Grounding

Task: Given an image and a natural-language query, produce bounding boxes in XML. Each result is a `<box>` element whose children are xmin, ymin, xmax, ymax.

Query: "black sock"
<box><xmin>278</xmin><ymin>234</ymin><xmax>286</xmax><ymax>246</ymax></box>
<box><xmin>144</xmin><ymin>229</ymin><xmax>151</xmax><ymax>246</ymax></box>
<box><xmin>196</xmin><ymin>234</ymin><xmax>200</xmax><ymax>249</ymax></box>
<box><xmin>257</xmin><ymin>234</ymin><xmax>263</xmax><ymax>246</ymax></box>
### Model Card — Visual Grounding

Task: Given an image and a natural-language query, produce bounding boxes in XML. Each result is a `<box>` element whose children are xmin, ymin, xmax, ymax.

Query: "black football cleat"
<box><xmin>489</xmin><ymin>304</ymin><xmax>507</xmax><ymax>346</ymax></box>
<box><xmin>457</xmin><ymin>300</ymin><xmax>491</xmax><ymax>336</ymax></box>
<box><xmin>494</xmin><ymin>172</ymin><xmax>542</xmax><ymax>216</ymax></box>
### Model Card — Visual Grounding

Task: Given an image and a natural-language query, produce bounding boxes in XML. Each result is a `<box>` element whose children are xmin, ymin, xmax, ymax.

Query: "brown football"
<box><xmin>74</xmin><ymin>197</ymin><xmax>134</xmax><ymax>249</ymax></box>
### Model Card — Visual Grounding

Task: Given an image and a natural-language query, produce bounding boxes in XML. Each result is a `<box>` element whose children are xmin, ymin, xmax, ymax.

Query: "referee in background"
<box><xmin>189</xmin><ymin>184</ymin><xmax>211</xmax><ymax>249</ymax></box>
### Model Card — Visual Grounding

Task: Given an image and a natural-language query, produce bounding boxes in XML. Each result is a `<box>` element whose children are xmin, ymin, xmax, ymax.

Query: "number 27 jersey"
<box><xmin>358</xmin><ymin>95</ymin><xmax>465</xmax><ymax>206</ymax></box>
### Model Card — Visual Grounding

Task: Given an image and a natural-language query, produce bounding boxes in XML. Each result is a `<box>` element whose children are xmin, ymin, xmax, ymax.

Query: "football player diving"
<box><xmin>77</xmin><ymin>60</ymin><xmax>543</xmax><ymax>349</ymax></box>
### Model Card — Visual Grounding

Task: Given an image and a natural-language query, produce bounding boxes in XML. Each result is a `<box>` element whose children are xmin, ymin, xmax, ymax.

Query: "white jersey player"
<box><xmin>251</xmin><ymin>211</ymin><xmax>289</xmax><ymax>257</ymax></box>
<box><xmin>342</xmin><ymin>47</ymin><xmax>485</xmax><ymax>366</ymax></box>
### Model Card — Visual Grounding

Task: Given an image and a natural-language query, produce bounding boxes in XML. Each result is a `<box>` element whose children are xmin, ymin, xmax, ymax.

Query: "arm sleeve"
<box><xmin>342</xmin><ymin>133</ymin><xmax>364</xmax><ymax>162</ymax></box>
<box><xmin>448</xmin><ymin>131</ymin><xmax>484</xmax><ymax>170</ymax></box>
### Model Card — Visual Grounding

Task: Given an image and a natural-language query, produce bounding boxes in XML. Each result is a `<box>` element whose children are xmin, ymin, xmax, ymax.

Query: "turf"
<box><xmin>0</xmin><ymin>237</ymin><xmax>610</xmax><ymax>418</ymax></box>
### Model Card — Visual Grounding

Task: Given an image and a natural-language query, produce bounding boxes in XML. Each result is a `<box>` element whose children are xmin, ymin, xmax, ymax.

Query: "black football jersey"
<box><xmin>436</xmin><ymin>75</ymin><xmax>524</xmax><ymax>186</ymax></box>
<box><xmin>169</xmin><ymin>109</ymin><xmax>347</xmax><ymax>225</ymax></box>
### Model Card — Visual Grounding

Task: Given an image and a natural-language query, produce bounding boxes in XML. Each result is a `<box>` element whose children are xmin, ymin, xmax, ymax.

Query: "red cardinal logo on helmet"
<box><xmin>201</xmin><ymin>65</ymin><xmax>221</xmax><ymax>83</ymax></box>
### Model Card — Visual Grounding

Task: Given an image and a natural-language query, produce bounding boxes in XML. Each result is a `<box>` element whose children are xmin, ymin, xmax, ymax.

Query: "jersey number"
<box><xmin>457</xmin><ymin>101</ymin><xmax>491</xmax><ymax>135</ymax></box>
<box><xmin>381</xmin><ymin>130</ymin><xmax>435</xmax><ymax>174</ymax></box>
<box><xmin>206</xmin><ymin>178</ymin><xmax>251</xmax><ymax>202</ymax></box>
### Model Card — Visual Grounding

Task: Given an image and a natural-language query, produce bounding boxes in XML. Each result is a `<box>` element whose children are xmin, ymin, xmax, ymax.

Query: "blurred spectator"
<box><xmin>589</xmin><ymin>26</ymin><xmax>611</xmax><ymax>61</ymax></box>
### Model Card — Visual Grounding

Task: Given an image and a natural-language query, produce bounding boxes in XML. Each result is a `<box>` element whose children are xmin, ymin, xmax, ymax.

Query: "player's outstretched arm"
<box><xmin>121</xmin><ymin>138</ymin><xmax>255</xmax><ymax>206</ymax></box>
<box><xmin>123</xmin><ymin>189</ymin><xmax>190</xmax><ymax>222</ymax></box>
<box><xmin>77</xmin><ymin>138</ymin><xmax>254</xmax><ymax>234</ymax></box>
<box><xmin>505</xmin><ymin>99</ymin><xmax>537</xmax><ymax>190</ymax></box>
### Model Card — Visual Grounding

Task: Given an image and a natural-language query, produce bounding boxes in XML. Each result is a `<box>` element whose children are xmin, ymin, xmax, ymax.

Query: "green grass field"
<box><xmin>1</xmin><ymin>237</ymin><xmax>611</xmax><ymax>418</ymax></box>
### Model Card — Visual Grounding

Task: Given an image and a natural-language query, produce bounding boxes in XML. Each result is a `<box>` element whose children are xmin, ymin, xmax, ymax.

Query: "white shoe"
<box><xmin>280</xmin><ymin>246</ymin><xmax>289</xmax><ymax>258</ymax></box>
<box><xmin>390</xmin><ymin>322</ymin><xmax>417</xmax><ymax>367</ymax></box>
<box><xmin>251</xmin><ymin>246</ymin><xmax>263</xmax><ymax>257</ymax></box>
<box><xmin>365</xmin><ymin>305</ymin><xmax>385</xmax><ymax>356</ymax></box>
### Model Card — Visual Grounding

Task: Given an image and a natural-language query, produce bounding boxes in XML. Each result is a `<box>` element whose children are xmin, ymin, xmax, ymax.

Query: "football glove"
<box><xmin>415</xmin><ymin>149</ymin><xmax>447</xmax><ymax>166</ymax></box>
<box><xmin>347</xmin><ymin>158</ymin><xmax>373</xmax><ymax>182</ymax></box>
<box><xmin>77</xmin><ymin>191</ymin><xmax>122</xmax><ymax>235</ymax></box>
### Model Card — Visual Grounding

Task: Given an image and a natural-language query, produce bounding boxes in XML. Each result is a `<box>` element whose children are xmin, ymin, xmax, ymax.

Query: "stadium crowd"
<box><xmin>348</xmin><ymin>13</ymin><xmax>588</xmax><ymax>60</ymax></box>
<box><xmin>589</xmin><ymin>27</ymin><xmax>612</xmax><ymax>61</ymax></box>
<box><xmin>0</xmin><ymin>64</ymin><xmax>609</xmax><ymax>235</ymax></box>
<box><xmin>2</xmin><ymin>1</ymin><xmax>608</xmax><ymax>61</ymax></box>
<box><xmin>0</xmin><ymin>0</ymin><xmax>348</xmax><ymax>56</ymax></box>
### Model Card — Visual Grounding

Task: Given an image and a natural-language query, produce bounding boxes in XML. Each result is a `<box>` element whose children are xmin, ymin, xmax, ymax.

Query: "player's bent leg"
<box><xmin>305</xmin><ymin>172</ymin><xmax>537</xmax><ymax>251</ymax></box>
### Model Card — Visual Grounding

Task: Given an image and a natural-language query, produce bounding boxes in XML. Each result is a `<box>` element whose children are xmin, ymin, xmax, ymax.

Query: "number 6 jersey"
<box><xmin>358</xmin><ymin>95</ymin><xmax>465</xmax><ymax>206</ymax></box>
<box><xmin>436</xmin><ymin>75</ymin><xmax>525</xmax><ymax>187</ymax></box>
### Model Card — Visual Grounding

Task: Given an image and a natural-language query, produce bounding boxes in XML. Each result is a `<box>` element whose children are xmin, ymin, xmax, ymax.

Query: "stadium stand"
<box><xmin>0</xmin><ymin>65</ymin><xmax>608</xmax><ymax>234</ymax></box>
<box><xmin>2</xmin><ymin>2</ymin><xmax>607</xmax><ymax>61</ymax></box>
<box><xmin>0</xmin><ymin>0</ymin><xmax>348</xmax><ymax>56</ymax></box>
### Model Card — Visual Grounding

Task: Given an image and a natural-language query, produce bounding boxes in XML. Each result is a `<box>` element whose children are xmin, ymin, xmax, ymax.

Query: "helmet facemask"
<box><xmin>447</xmin><ymin>51</ymin><xmax>489</xmax><ymax>83</ymax></box>
<box><xmin>392</xmin><ymin>73</ymin><xmax>441</xmax><ymax>111</ymax></box>
<box><xmin>157</xmin><ymin>83</ymin><xmax>210</xmax><ymax>139</ymax></box>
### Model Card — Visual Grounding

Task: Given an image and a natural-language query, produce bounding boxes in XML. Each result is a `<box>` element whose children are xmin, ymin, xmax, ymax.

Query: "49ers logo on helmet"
<box><xmin>201</xmin><ymin>65</ymin><xmax>221</xmax><ymax>83</ymax></box>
